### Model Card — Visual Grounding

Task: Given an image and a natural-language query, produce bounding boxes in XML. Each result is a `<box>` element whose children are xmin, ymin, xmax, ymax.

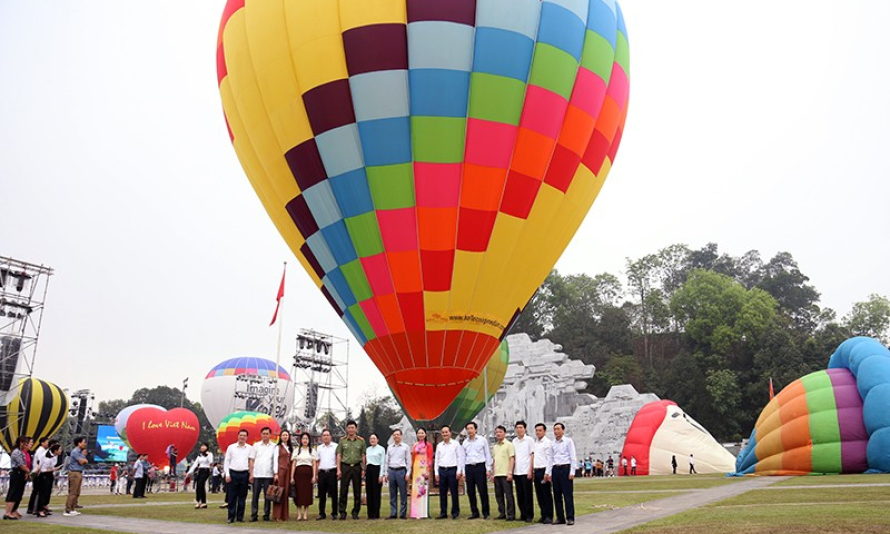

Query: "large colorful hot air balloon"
<box><xmin>201</xmin><ymin>357</ymin><xmax>294</xmax><ymax>429</ymax></box>
<box><xmin>115</xmin><ymin>404</ymin><xmax>164</xmax><ymax>448</ymax></box>
<box><xmin>734</xmin><ymin>337</ymin><xmax>890</xmax><ymax>475</ymax></box>
<box><xmin>0</xmin><ymin>377</ymin><xmax>68</xmax><ymax>453</ymax></box>
<box><xmin>125</xmin><ymin>407</ymin><xmax>200</xmax><ymax>468</ymax></box>
<box><xmin>216</xmin><ymin>411</ymin><xmax>281</xmax><ymax>452</ymax></box>
<box><xmin>621</xmin><ymin>400</ymin><xmax>736</xmax><ymax>476</ymax></box>
<box><xmin>217</xmin><ymin>0</ymin><xmax>630</xmax><ymax>420</ymax></box>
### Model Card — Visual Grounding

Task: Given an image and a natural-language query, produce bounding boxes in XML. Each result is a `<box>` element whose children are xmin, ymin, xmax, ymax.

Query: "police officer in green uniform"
<box><xmin>337</xmin><ymin>420</ymin><xmax>366</xmax><ymax>520</ymax></box>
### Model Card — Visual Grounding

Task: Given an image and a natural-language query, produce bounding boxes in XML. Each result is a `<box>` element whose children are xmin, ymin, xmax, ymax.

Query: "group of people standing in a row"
<box><xmin>3</xmin><ymin>435</ymin><xmax>88</xmax><ymax>521</ymax></box>
<box><xmin>217</xmin><ymin>419</ymin><xmax>580</xmax><ymax>526</ymax></box>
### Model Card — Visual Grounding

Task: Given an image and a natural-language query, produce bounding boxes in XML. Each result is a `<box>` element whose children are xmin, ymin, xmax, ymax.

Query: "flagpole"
<box><xmin>273</xmin><ymin>262</ymin><xmax>286</xmax><ymax>423</ymax></box>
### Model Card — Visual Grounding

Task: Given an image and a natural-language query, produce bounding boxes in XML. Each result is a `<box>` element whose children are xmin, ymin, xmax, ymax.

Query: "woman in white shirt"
<box><xmin>290</xmin><ymin>432</ymin><xmax>318</xmax><ymax>521</ymax></box>
<box><xmin>189</xmin><ymin>443</ymin><xmax>213</xmax><ymax>509</ymax></box>
<box><xmin>35</xmin><ymin>443</ymin><xmax>62</xmax><ymax>517</ymax></box>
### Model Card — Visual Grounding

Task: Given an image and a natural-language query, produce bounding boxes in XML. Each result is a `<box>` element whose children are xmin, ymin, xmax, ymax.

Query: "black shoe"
<box><xmin>263</xmin><ymin>516</ymin><xmax>270</xmax><ymax>521</ymax></box>
<box><xmin>495</xmin><ymin>514</ymin><xmax>507</xmax><ymax>520</ymax></box>
<box><xmin>483</xmin><ymin>515</ymin><xmax>491</xmax><ymax>520</ymax></box>
<box><xmin>387</xmin><ymin>516</ymin><xmax>397</xmax><ymax>520</ymax></box>
<box><xmin>436</xmin><ymin>514</ymin><xmax>448</xmax><ymax>519</ymax></box>
<box><xmin>227</xmin><ymin>519</ymin><xmax>234</xmax><ymax>524</ymax></box>
<box><xmin>526</xmin><ymin>518</ymin><xmax>534</xmax><ymax>523</ymax></box>
<box><xmin>249</xmin><ymin>518</ymin><xmax>258</xmax><ymax>522</ymax></box>
<box><xmin>316</xmin><ymin>515</ymin><xmax>326</xmax><ymax>521</ymax></box>
<box><xmin>352</xmin><ymin>513</ymin><xmax>359</xmax><ymax>520</ymax></box>
<box><xmin>556</xmin><ymin>519</ymin><xmax>567</xmax><ymax>525</ymax></box>
<box><xmin>468</xmin><ymin>514</ymin><xmax>480</xmax><ymax>520</ymax></box>
<box><xmin>340</xmin><ymin>514</ymin><xmax>347</xmax><ymax>521</ymax></box>
<box><xmin>332</xmin><ymin>515</ymin><xmax>339</xmax><ymax>521</ymax></box>
<box><xmin>543</xmin><ymin>518</ymin><xmax>553</xmax><ymax>524</ymax></box>
<box><xmin>452</xmin><ymin>515</ymin><xmax>459</xmax><ymax>520</ymax></box>
<box><xmin>400</xmin><ymin>515</ymin><xmax>407</xmax><ymax>519</ymax></box>
<box><xmin>567</xmin><ymin>520</ymin><xmax>575</xmax><ymax>526</ymax></box>
<box><xmin>507</xmin><ymin>517</ymin><xmax>515</xmax><ymax>521</ymax></box>
<box><xmin>237</xmin><ymin>519</ymin><xmax>245</xmax><ymax>523</ymax></box>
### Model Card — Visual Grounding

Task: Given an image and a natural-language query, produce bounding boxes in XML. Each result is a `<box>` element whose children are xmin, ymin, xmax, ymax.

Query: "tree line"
<box><xmin>510</xmin><ymin>242</ymin><xmax>890</xmax><ymax>441</ymax></box>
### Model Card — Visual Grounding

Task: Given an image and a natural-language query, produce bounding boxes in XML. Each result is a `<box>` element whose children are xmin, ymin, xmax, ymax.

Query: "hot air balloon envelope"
<box><xmin>201</xmin><ymin>357</ymin><xmax>294</xmax><ymax>429</ymax></box>
<box><xmin>217</xmin><ymin>0</ymin><xmax>630</xmax><ymax>420</ymax></box>
<box><xmin>115</xmin><ymin>404</ymin><xmax>164</xmax><ymax>449</ymax></box>
<box><xmin>0</xmin><ymin>378</ymin><xmax>68</xmax><ymax>453</ymax></box>
<box><xmin>216</xmin><ymin>411</ymin><xmax>281</xmax><ymax>452</ymax></box>
<box><xmin>125</xmin><ymin>407</ymin><xmax>200</xmax><ymax>468</ymax></box>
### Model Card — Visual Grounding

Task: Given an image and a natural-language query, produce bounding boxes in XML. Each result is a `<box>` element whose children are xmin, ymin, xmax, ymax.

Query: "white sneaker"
<box><xmin>63</xmin><ymin>511</ymin><xmax>81</xmax><ymax>516</ymax></box>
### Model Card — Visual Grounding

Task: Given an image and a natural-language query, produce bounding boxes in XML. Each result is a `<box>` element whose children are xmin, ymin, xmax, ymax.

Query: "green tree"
<box><xmin>844</xmin><ymin>294</ymin><xmax>890</xmax><ymax>344</ymax></box>
<box><xmin>597</xmin><ymin>355</ymin><xmax>643</xmax><ymax>389</ymax></box>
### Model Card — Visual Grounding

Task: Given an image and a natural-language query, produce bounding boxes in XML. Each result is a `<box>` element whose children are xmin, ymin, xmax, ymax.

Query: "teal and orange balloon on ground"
<box><xmin>735</xmin><ymin>337</ymin><xmax>890</xmax><ymax>475</ymax></box>
<box><xmin>217</xmin><ymin>0</ymin><xmax>630</xmax><ymax>421</ymax></box>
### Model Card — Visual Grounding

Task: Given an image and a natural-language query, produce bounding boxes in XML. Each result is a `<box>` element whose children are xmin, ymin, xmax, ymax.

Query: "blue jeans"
<box><xmin>388</xmin><ymin>467</ymin><xmax>408</xmax><ymax>518</ymax></box>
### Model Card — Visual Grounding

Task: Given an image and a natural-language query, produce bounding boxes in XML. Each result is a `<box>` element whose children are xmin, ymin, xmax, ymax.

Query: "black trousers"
<box><xmin>493</xmin><ymin>476</ymin><xmax>515</xmax><ymax>519</ymax></box>
<box><xmin>464</xmin><ymin>463</ymin><xmax>490</xmax><ymax>517</ymax></box>
<box><xmin>227</xmin><ymin>470</ymin><xmax>250</xmax><ymax>522</ymax></box>
<box><xmin>126</xmin><ymin>477</ymin><xmax>134</xmax><ymax>494</ymax></box>
<box><xmin>317</xmin><ymin>468</ymin><xmax>338</xmax><ymax>517</ymax></box>
<box><xmin>251</xmin><ymin>477</ymin><xmax>273</xmax><ymax>520</ymax></box>
<box><xmin>195</xmin><ymin>469</ymin><xmax>210</xmax><ymax>504</ymax></box>
<box><xmin>365</xmin><ymin>464</ymin><xmax>382</xmax><ymax>518</ymax></box>
<box><xmin>38</xmin><ymin>472</ymin><xmax>54</xmax><ymax>510</ymax></box>
<box><xmin>514</xmin><ymin>474</ymin><xmax>534</xmax><ymax>520</ymax></box>
<box><xmin>533</xmin><ymin>468</ymin><xmax>553</xmax><ymax>521</ymax></box>
<box><xmin>339</xmin><ymin>464</ymin><xmax>362</xmax><ymax>517</ymax></box>
<box><xmin>437</xmin><ymin>466</ymin><xmax>459</xmax><ymax>518</ymax></box>
<box><xmin>26</xmin><ymin>475</ymin><xmax>40</xmax><ymax>513</ymax></box>
<box><xmin>552</xmin><ymin>465</ymin><xmax>574</xmax><ymax>522</ymax></box>
<box><xmin>133</xmin><ymin>477</ymin><xmax>147</xmax><ymax>498</ymax></box>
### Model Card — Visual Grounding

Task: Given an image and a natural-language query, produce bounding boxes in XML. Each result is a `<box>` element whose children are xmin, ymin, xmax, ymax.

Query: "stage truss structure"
<box><xmin>289</xmin><ymin>329</ymin><xmax>349</xmax><ymax>435</ymax></box>
<box><xmin>1</xmin><ymin>256</ymin><xmax>54</xmax><ymax>441</ymax></box>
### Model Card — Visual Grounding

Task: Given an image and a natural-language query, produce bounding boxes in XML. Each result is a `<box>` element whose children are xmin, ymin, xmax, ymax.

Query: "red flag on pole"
<box><xmin>269</xmin><ymin>265</ymin><xmax>286</xmax><ymax>326</ymax></box>
<box><xmin>769</xmin><ymin>377</ymin><xmax>775</xmax><ymax>400</ymax></box>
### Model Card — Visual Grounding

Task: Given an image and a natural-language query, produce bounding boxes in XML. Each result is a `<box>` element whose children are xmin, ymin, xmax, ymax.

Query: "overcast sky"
<box><xmin>2</xmin><ymin>1</ymin><xmax>888</xmax><ymax>411</ymax></box>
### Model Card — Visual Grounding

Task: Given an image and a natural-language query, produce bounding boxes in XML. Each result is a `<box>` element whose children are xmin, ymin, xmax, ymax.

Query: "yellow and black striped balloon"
<box><xmin>0</xmin><ymin>377</ymin><xmax>68</xmax><ymax>452</ymax></box>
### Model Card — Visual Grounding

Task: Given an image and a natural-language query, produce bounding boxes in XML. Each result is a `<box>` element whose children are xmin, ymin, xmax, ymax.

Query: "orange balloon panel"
<box><xmin>217</xmin><ymin>0</ymin><xmax>630</xmax><ymax>420</ymax></box>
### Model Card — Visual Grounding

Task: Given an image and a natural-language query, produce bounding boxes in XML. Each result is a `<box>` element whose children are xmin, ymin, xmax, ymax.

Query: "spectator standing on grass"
<box><xmin>462</xmin><ymin>421</ymin><xmax>492</xmax><ymax>520</ymax></box>
<box><xmin>621</xmin><ymin>455</ymin><xmax>628</xmax><ymax>476</ymax></box>
<box><xmin>434</xmin><ymin>425</ymin><xmax>464</xmax><ymax>520</ymax></box>
<box><xmin>631</xmin><ymin>455</ymin><xmax>637</xmax><ymax>476</ymax></box>
<box><xmin>26</xmin><ymin>436</ymin><xmax>48</xmax><ymax>515</ymax></box>
<box><xmin>35</xmin><ymin>442</ymin><xmax>62</xmax><ymax>517</ymax></box>
<box><xmin>491</xmin><ymin>425</ymin><xmax>515</xmax><ymax>521</ymax></box>
<box><xmin>689</xmin><ymin>454</ymin><xmax>696</xmax><ymax>474</ymax></box>
<box><xmin>315</xmin><ymin>429</ymin><xmax>338</xmax><ymax>521</ymax></box>
<box><xmin>64</xmin><ymin>437</ymin><xmax>88</xmax><ymax>516</ymax></box>
<box><xmin>291</xmin><ymin>431</ymin><xmax>318</xmax><ymax>522</ymax></box>
<box><xmin>337</xmin><ymin>420</ymin><xmax>366</xmax><ymax>521</ymax></box>
<box><xmin>132</xmin><ymin>454</ymin><xmax>146</xmax><ymax>499</ymax></box>
<box><xmin>248</xmin><ymin>427</ymin><xmax>278</xmax><ymax>522</ymax></box>
<box><xmin>671</xmin><ymin>455</ymin><xmax>677</xmax><ymax>475</ymax></box>
<box><xmin>365</xmin><ymin>433</ymin><xmax>385</xmax><ymax>520</ymax></box>
<box><xmin>512</xmin><ymin>421</ymin><xmax>535</xmax><ymax>523</ymax></box>
<box><xmin>211</xmin><ymin>462</ymin><xmax>222</xmax><ymax>494</ymax></box>
<box><xmin>3</xmin><ymin>435</ymin><xmax>31</xmax><ymax>520</ymax></box>
<box><xmin>551</xmin><ymin>423</ymin><xmax>577</xmax><ymax>526</ymax></box>
<box><xmin>109</xmin><ymin>464</ymin><xmax>118</xmax><ymax>494</ymax></box>
<box><xmin>190</xmin><ymin>443</ymin><xmax>213</xmax><ymax>509</ymax></box>
<box><xmin>384</xmin><ymin>429</ymin><xmax>410</xmax><ymax>520</ymax></box>
<box><xmin>271</xmin><ymin>430</ymin><xmax>292</xmax><ymax>522</ymax></box>
<box><xmin>533</xmin><ymin>423</ymin><xmax>554</xmax><ymax>525</ymax></box>
<box><xmin>224</xmin><ymin>429</ymin><xmax>252</xmax><ymax>524</ymax></box>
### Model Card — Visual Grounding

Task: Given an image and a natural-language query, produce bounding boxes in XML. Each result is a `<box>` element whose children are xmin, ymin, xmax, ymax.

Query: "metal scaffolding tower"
<box><xmin>289</xmin><ymin>329</ymin><xmax>349</xmax><ymax>434</ymax></box>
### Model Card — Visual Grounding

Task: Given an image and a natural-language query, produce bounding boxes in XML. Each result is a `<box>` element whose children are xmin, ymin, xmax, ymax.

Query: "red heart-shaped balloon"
<box><xmin>125</xmin><ymin>407</ymin><xmax>199</xmax><ymax>467</ymax></box>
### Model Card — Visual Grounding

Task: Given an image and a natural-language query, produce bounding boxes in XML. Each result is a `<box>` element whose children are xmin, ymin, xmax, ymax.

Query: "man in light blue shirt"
<box><xmin>462</xmin><ymin>421</ymin><xmax>492</xmax><ymax>519</ymax></box>
<box><xmin>384</xmin><ymin>429</ymin><xmax>410</xmax><ymax>520</ymax></box>
<box><xmin>551</xmin><ymin>423</ymin><xmax>577</xmax><ymax>526</ymax></box>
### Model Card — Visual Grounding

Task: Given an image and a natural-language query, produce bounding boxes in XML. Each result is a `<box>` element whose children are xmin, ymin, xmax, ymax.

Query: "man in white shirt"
<box><xmin>689</xmin><ymin>453</ymin><xmax>696</xmax><ymax>474</ymax></box>
<box><xmin>384</xmin><ymin>429</ymin><xmax>410</xmax><ymax>519</ymax></box>
<box><xmin>631</xmin><ymin>455</ymin><xmax>637</xmax><ymax>476</ymax></box>
<box><xmin>433</xmin><ymin>425</ymin><xmax>464</xmax><ymax>519</ymax></box>
<box><xmin>224</xmin><ymin>429</ymin><xmax>252</xmax><ymax>523</ymax></box>
<box><xmin>315</xmin><ymin>429</ymin><xmax>339</xmax><ymax>520</ymax></box>
<box><xmin>26</xmin><ymin>436</ymin><xmax>49</xmax><ymax>515</ymax></box>
<box><xmin>533</xmin><ymin>423</ymin><xmax>554</xmax><ymax>525</ymax></box>
<box><xmin>551</xmin><ymin>423</ymin><xmax>577</xmax><ymax>526</ymax></box>
<box><xmin>249</xmin><ymin>427</ymin><xmax>278</xmax><ymax>522</ymax></box>
<box><xmin>462</xmin><ymin>421</ymin><xmax>491</xmax><ymax>520</ymax></box>
<box><xmin>512</xmin><ymin>421</ymin><xmax>535</xmax><ymax>522</ymax></box>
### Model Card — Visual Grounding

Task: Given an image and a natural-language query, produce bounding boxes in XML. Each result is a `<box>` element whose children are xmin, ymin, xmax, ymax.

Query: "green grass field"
<box><xmin>17</xmin><ymin>473</ymin><xmax>889</xmax><ymax>534</ymax></box>
<box><xmin>620</xmin><ymin>475</ymin><xmax>890</xmax><ymax>534</ymax></box>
